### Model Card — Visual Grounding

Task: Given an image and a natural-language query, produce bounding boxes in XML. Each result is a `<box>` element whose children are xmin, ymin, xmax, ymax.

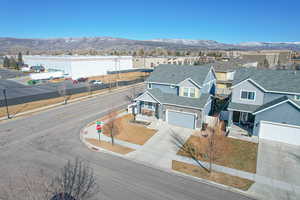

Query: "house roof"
<box><xmin>143</xmin><ymin>88</ymin><xmax>211</xmax><ymax>110</ymax></box>
<box><xmin>233</xmin><ymin>68</ymin><xmax>300</xmax><ymax>94</ymax></box>
<box><xmin>227</xmin><ymin>102</ymin><xmax>260</xmax><ymax>113</ymax></box>
<box><xmin>253</xmin><ymin>96</ymin><xmax>300</xmax><ymax>114</ymax></box>
<box><xmin>146</xmin><ymin>64</ymin><xmax>212</xmax><ymax>86</ymax></box>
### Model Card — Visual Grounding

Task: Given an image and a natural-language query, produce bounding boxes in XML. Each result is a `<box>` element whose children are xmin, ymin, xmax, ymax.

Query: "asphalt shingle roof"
<box><xmin>253</xmin><ymin>96</ymin><xmax>300</xmax><ymax>113</ymax></box>
<box><xmin>228</xmin><ymin>96</ymin><xmax>300</xmax><ymax>114</ymax></box>
<box><xmin>233</xmin><ymin>68</ymin><xmax>300</xmax><ymax>94</ymax></box>
<box><xmin>227</xmin><ymin>102</ymin><xmax>260</xmax><ymax>113</ymax></box>
<box><xmin>147</xmin><ymin>88</ymin><xmax>210</xmax><ymax>110</ymax></box>
<box><xmin>147</xmin><ymin>64</ymin><xmax>212</xmax><ymax>86</ymax></box>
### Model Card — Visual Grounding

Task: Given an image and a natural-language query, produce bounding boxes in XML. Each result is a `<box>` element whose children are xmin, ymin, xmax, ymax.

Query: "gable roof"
<box><xmin>253</xmin><ymin>96</ymin><xmax>300</xmax><ymax>114</ymax></box>
<box><xmin>142</xmin><ymin>88</ymin><xmax>210</xmax><ymax>110</ymax></box>
<box><xmin>147</xmin><ymin>64</ymin><xmax>212</xmax><ymax>86</ymax></box>
<box><xmin>232</xmin><ymin>68</ymin><xmax>300</xmax><ymax>94</ymax></box>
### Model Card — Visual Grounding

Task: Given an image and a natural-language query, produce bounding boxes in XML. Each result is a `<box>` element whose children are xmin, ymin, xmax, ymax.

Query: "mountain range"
<box><xmin>0</xmin><ymin>37</ymin><xmax>299</xmax><ymax>53</ymax></box>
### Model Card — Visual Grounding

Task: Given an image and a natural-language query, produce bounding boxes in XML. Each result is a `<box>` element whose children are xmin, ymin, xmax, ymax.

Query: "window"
<box><xmin>144</xmin><ymin>102</ymin><xmax>153</xmax><ymax>109</ymax></box>
<box><xmin>183</xmin><ymin>88</ymin><xmax>189</xmax><ymax>97</ymax></box>
<box><xmin>183</xmin><ymin>87</ymin><xmax>196</xmax><ymax>98</ymax></box>
<box><xmin>190</xmin><ymin>88</ymin><xmax>195</xmax><ymax>98</ymax></box>
<box><xmin>295</xmin><ymin>95</ymin><xmax>300</xmax><ymax>101</ymax></box>
<box><xmin>241</xmin><ymin>91</ymin><xmax>255</xmax><ymax>100</ymax></box>
<box><xmin>148</xmin><ymin>83</ymin><xmax>152</xmax><ymax>89</ymax></box>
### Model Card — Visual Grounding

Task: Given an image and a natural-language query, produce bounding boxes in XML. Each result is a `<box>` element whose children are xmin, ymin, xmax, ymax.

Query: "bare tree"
<box><xmin>57</xmin><ymin>83</ymin><xmax>70</xmax><ymax>105</ymax></box>
<box><xmin>204</xmin><ymin>118</ymin><xmax>228</xmax><ymax>172</ymax></box>
<box><xmin>0</xmin><ymin>158</ymin><xmax>99</xmax><ymax>200</ymax></box>
<box><xmin>85</xmin><ymin>81</ymin><xmax>92</xmax><ymax>96</ymax></box>
<box><xmin>126</xmin><ymin>87</ymin><xmax>136</xmax><ymax>102</ymax></box>
<box><xmin>170</xmin><ymin>129</ymin><xmax>209</xmax><ymax>172</ymax></box>
<box><xmin>105</xmin><ymin>107</ymin><xmax>122</xmax><ymax>145</ymax></box>
<box><xmin>50</xmin><ymin>158</ymin><xmax>98</xmax><ymax>200</ymax></box>
<box><xmin>171</xmin><ymin>118</ymin><xmax>228</xmax><ymax>173</ymax></box>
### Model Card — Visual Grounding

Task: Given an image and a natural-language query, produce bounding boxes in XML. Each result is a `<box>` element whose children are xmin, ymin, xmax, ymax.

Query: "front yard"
<box><xmin>103</xmin><ymin>114</ymin><xmax>157</xmax><ymax>145</ymax></box>
<box><xmin>177</xmin><ymin>135</ymin><xmax>258</xmax><ymax>173</ymax></box>
<box><xmin>172</xmin><ymin>160</ymin><xmax>254</xmax><ymax>191</ymax></box>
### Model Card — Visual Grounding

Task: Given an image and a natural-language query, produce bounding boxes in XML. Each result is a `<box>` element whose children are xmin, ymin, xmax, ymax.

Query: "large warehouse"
<box><xmin>23</xmin><ymin>56</ymin><xmax>133</xmax><ymax>79</ymax></box>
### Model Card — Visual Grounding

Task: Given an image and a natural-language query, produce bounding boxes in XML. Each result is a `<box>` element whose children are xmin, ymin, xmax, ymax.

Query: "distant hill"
<box><xmin>0</xmin><ymin>37</ymin><xmax>299</xmax><ymax>54</ymax></box>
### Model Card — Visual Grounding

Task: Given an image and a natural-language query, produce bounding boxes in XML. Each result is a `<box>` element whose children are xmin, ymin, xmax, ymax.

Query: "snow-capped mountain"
<box><xmin>0</xmin><ymin>37</ymin><xmax>299</xmax><ymax>53</ymax></box>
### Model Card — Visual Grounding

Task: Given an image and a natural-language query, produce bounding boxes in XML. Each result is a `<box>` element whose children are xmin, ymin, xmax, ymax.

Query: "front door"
<box><xmin>232</xmin><ymin>111</ymin><xmax>240</xmax><ymax>123</ymax></box>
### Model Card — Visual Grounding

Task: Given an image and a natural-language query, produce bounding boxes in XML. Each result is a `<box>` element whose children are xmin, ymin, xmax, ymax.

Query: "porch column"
<box><xmin>228</xmin><ymin>111</ymin><xmax>233</xmax><ymax>127</ymax></box>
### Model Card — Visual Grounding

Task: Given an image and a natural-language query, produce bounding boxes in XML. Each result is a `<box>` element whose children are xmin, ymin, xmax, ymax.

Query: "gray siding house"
<box><xmin>134</xmin><ymin>64</ymin><xmax>216</xmax><ymax>129</ymax></box>
<box><xmin>227</xmin><ymin>68</ymin><xmax>300</xmax><ymax>144</ymax></box>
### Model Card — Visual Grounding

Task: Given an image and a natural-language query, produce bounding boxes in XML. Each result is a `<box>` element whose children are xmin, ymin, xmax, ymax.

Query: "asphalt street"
<box><xmin>0</xmin><ymin>85</ymin><xmax>254</xmax><ymax>200</ymax></box>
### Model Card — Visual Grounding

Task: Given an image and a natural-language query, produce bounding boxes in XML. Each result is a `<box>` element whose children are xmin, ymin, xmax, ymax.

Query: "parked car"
<box><xmin>77</xmin><ymin>77</ymin><xmax>88</xmax><ymax>82</ymax></box>
<box><xmin>89</xmin><ymin>80</ymin><xmax>103</xmax><ymax>85</ymax></box>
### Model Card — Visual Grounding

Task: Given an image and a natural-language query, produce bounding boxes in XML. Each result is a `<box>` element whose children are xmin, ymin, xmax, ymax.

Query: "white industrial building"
<box><xmin>23</xmin><ymin>56</ymin><xmax>133</xmax><ymax>79</ymax></box>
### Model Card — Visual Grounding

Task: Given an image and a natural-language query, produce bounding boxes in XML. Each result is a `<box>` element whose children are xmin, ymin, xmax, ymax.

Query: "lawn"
<box><xmin>103</xmin><ymin>114</ymin><xmax>157</xmax><ymax>145</ymax></box>
<box><xmin>86</xmin><ymin>138</ymin><xmax>134</xmax><ymax>155</ymax></box>
<box><xmin>172</xmin><ymin>160</ymin><xmax>254</xmax><ymax>191</ymax></box>
<box><xmin>177</xmin><ymin>135</ymin><xmax>258</xmax><ymax>173</ymax></box>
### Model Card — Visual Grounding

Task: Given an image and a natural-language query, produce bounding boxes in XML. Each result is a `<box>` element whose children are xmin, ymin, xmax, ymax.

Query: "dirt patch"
<box><xmin>103</xmin><ymin>114</ymin><xmax>157</xmax><ymax>145</ymax></box>
<box><xmin>172</xmin><ymin>160</ymin><xmax>254</xmax><ymax>191</ymax></box>
<box><xmin>86</xmin><ymin>138</ymin><xmax>134</xmax><ymax>155</ymax></box>
<box><xmin>177</xmin><ymin>135</ymin><xmax>258</xmax><ymax>173</ymax></box>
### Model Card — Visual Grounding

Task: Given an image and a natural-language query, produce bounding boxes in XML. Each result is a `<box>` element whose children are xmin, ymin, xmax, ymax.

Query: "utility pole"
<box><xmin>2</xmin><ymin>89</ymin><xmax>10</xmax><ymax>119</ymax></box>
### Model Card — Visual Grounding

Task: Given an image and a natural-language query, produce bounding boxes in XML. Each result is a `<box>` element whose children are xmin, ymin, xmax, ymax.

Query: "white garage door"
<box><xmin>259</xmin><ymin>121</ymin><xmax>300</xmax><ymax>146</ymax></box>
<box><xmin>167</xmin><ymin>110</ymin><xmax>196</xmax><ymax>129</ymax></box>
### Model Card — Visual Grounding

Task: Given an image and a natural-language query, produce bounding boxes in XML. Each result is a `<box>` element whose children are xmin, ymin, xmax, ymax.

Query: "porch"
<box><xmin>137</xmin><ymin>101</ymin><xmax>160</xmax><ymax>119</ymax></box>
<box><xmin>230</xmin><ymin>111</ymin><xmax>255</xmax><ymax>136</ymax></box>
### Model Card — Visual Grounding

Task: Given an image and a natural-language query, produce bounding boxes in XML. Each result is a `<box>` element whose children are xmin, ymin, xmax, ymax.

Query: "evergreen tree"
<box><xmin>17</xmin><ymin>52</ymin><xmax>23</xmax><ymax>67</ymax></box>
<box><xmin>3</xmin><ymin>56</ymin><xmax>9</xmax><ymax>68</ymax></box>
<box><xmin>9</xmin><ymin>57</ymin><xmax>18</xmax><ymax>69</ymax></box>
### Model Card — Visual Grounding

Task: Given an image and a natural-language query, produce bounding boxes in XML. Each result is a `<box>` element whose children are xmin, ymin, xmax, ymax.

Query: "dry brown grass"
<box><xmin>172</xmin><ymin>160</ymin><xmax>254</xmax><ymax>191</ymax></box>
<box><xmin>103</xmin><ymin>114</ymin><xmax>157</xmax><ymax>145</ymax></box>
<box><xmin>88</xmin><ymin>72</ymin><xmax>148</xmax><ymax>83</ymax></box>
<box><xmin>0</xmin><ymin>85</ymin><xmax>130</xmax><ymax>118</ymax></box>
<box><xmin>177</xmin><ymin>135</ymin><xmax>258</xmax><ymax>173</ymax></box>
<box><xmin>86</xmin><ymin>138</ymin><xmax>134</xmax><ymax>155</ymax></box>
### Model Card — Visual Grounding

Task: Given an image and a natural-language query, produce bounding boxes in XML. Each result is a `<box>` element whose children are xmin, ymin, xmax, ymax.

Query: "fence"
<box><xmin>0</xmin><ymin>78</ymin><xmax>145</xmax><ymax>107</ymax></box>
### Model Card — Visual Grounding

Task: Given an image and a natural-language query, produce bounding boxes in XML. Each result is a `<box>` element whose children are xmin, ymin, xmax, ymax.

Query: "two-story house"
<box><xmin>228</xmin><ymin>68</ymin><xmax>300</xmax><ymax>145</ymax></box>
<box><xmin>134</xmin><ymin>64</ymin><xmax>216</xmax><ymax>129</ymax></box>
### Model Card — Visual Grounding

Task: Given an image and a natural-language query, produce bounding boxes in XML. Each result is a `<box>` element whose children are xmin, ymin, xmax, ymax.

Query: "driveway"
<box><xmin>248</xmin><ymin>140</ymin><xmax>300</xmax><ymax>199</ymax></box>
<box><xmin>127</xmin><ymin>120</ymin><xmax>194</xmax><ymax>169</ymax></box>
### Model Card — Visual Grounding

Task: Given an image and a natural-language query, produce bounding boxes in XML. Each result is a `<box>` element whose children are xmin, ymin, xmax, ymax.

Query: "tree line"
<box><xmin>3</xmin><ymin>52</ymin><xmax>23</xmax><ymax>70</ymax></box>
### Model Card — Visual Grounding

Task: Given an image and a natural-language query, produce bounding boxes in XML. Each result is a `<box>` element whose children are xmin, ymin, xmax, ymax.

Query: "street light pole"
<box><xmin>2</xmin><ymin>89</ymin><xmax>10</xmax><ymax>119</ymax></box>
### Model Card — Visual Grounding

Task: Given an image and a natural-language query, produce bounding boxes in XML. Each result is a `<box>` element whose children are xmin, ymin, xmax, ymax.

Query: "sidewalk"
<box><xmin>81</xmin><ymin>117</ymin><xmax>300</xmax><ymax>199</ymax></box>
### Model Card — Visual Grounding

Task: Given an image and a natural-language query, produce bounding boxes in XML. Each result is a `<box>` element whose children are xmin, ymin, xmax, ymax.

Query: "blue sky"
<box><xmin>0</xmin><ymin>0</ymin><xmax>299</xmax><ymax>43</ymax></box>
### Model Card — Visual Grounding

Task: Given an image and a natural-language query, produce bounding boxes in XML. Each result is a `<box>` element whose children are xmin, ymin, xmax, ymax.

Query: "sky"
<box><xmin>0</xmin><ymin>0</ymin><xmax>299</xmax><ymax>43</ymax></box>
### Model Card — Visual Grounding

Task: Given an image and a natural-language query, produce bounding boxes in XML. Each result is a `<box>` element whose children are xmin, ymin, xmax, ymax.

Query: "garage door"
<box><xmin>167</xmin><ymin>110</ymin><xmax>195</xmax><ymax>129</ymax></box>
<box><xmin>259</xmin><ymin>121</ymin><xmax>300</xmax><ymax>145</ymax></box>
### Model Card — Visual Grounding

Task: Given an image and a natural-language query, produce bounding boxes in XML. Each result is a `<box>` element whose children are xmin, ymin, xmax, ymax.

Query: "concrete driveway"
<box><xmin>248</xmin><ymin>140</ymin><xmax>300</xmax><ymax>199</ymax></box>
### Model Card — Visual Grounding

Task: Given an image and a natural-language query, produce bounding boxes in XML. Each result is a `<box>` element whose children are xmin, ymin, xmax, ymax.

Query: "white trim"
<box><xmin>146</xmin><ymin>81</ymin><xmax>178</xmax><ymax>87</ymax></box>
<box><xmin>166</xmin><ymin>109</ymin><xmax>197</xmax><ymax>129</ymax></box>
<box><xmin>134</xmin><ymin>91</ymin><xmax>161</xmax><ymax>104</ymax></box>
<box><xmin>260</xmin><ymin>120</ymin><xmax>300</xmax><ymax>129</ymax></box>
<box><xmin>164</xmin><ymin>103</ymin><xmax>202</xmax><ymax>111</ymax></box>
<box><xmin>232</xmin><ymin>78</ymin><xmax>300</xmax><ymax>95</ymax></box>
<box><xmin>240</xmin><ymin>90</ymin><xmax>256</xmax><ymax>101</ymax></box>
<box><xmin>178</xmin><ymin>78</ymin><xmax>202</xmax><ymax>89</ymax></box>
<box><xmin>253</xmin><ymin>99</ymin><xmax>300</xmax><ymax>115</ymax></box>
<box><xmin>227</xmin><ymin>108</ymin><xmax>253</xmax><ymax>113</ymax></box>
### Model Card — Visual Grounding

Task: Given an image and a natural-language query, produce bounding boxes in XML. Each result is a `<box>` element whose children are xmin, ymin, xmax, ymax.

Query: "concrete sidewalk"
<box><xmin>82</xmin><ymin>117</ymin><xmax>300</xmax><ymax>199</ymax></box>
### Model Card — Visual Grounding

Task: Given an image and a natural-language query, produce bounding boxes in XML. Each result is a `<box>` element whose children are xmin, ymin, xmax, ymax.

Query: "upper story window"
<box><xmin>241</xmin><ymin>91</ymin><xmax>255</xmax><ymax>100</ymax></box>
<box><xmin>148</xmin><ymin>83</ymin><xmax>152</xmax><ymax>89</ymax></box>
<box><xmin>183</xmin><ymin>87</ymin><xmax>196</xmax><ymax>98</ymax></box>
<box><xmin>295</xmin><ymin>95</ymin><xmax>300</xmax><ymax>101</ymax></box>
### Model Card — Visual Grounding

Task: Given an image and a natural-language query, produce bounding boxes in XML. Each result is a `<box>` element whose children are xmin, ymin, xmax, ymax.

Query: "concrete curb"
<box><xmin>0</xmin><ymin>83</ymin><xmax>143</xmax><ymax>122</ymax></box>
<box><xmin>79</xmin><ymin>120</ymin><xmax>258</xmax><ymax>200</ymax></box>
